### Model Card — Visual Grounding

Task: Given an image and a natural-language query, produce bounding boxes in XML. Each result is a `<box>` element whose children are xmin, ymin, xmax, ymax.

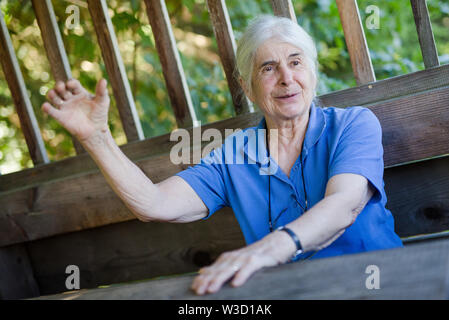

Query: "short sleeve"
<box><xmin>328</xmin><ymin>108</ymin><xmax>385</xmax><ymax>201</ymax></box>
<box><xmin>175</xmin><ymin>149</ymin><xmax>228</xmax><ymax>219</ymax></box>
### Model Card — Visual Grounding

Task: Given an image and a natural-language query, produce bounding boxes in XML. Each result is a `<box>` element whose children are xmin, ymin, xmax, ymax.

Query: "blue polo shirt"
<box><xmin>176</xmin><ymin>102</ymin><xmax>403</xmax><ymax>259</ymax></box>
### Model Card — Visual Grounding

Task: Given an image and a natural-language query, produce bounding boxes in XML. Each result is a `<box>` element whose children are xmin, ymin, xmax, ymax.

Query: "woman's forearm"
<box><xmin>81</xmin><ymin>128</ymin><xmax>162</xmax><ymax>222</ymax></box>
<box><xmin>286</xmin><ymin>192</ymin><xmax>356</xmax><ymax>253</ymax></box>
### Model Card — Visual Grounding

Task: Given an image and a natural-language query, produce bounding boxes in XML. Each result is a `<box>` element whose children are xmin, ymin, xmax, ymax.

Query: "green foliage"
<box><xmin>0</xmin><ymin>0</ymin><xmax>448</xmax><ymax>174</ymax></box>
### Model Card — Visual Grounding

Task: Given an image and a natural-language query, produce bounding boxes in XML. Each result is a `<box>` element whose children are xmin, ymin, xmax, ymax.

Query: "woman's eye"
<box><xmin>292</xmin><ymin>60</ymin><xmax>301</xmax><ymax>66</ymax></box>
<box><xmin>263</xmin><ymin>66</ymin><xmax>273</xmax><ymax>72</ymax></box>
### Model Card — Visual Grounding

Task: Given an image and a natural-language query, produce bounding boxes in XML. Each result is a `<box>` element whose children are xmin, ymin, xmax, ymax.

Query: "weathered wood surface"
<box><xmin>31</xmin><ymin>0</ymin><xmax>85</xmax><ymax>154</ymax></box>
<box><xmin>384</xmin><ymin>156</ymin><xmax>449</xmax><ymax>238</ymax></box>
<box><xmin>336</xmin><ymin>0</ymin><xmax>376</xmax><ymax>85</ymax></box>
<box><xmin>0</xmin><ymin>244</ymin><xmax>40</xmax><ymax>299</ymax></box>
<box><xmin>33</xmin><ymin>238</ymin><xmax>449</xmax><ymax>300</ymax></box>
<box><xmin>0</xmin><ymin>10</ymin><xmax>49</xmax><ymax>165</ymax></box>
<box><xmin>270</xmin><ymin>0</ymin><xmax>297</xmax><ymax>21</ymax></box>
<box><xmin>87</xmin><ymin>0</ymin><xmax>144</xmax><ymax>142</ymax></box>
<box><xmin>144</xmin><ymin>0</ymin><xmax>197</xmax><ymax>129</ymax></box>
<box><xmin>1</xmin><ymin>85</ymin><xmax>449</xmax><ymax>247</ymax></box>
<box><xmin>411</xmin><ymin>0</ymin><xmax>439</xmax><ymax>69</ymax></box>
<box><xmin>206</xmin><ymin>0</ymin><xmax>252</xmax><ymax>115</ymax></box>
<box><xmin>2</xmin><ymin>63</ymin><xmax>448</xmax><ymax>194</ymax></box>
<box><xmin>25</xmin><ymin>208</ymin><xmax>244</xmax><ymax>296</ymax></box>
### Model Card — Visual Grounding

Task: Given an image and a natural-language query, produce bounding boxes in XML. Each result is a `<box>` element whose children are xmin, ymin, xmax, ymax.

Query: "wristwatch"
<box><xmin>276</xmin><ymin>226</ymin><xmax>303</xmax><ymax>261</ymax></box>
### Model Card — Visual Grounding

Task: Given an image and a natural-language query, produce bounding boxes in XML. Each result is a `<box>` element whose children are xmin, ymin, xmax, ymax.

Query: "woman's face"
<box><xmin>247</xmin><ymin>40</ymin><xmax>316</xmax><ymax>122</ymax></box>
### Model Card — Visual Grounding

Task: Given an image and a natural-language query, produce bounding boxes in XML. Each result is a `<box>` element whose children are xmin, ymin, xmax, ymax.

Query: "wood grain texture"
<box><xmin>336</xmin><ymin>0</ymin><xmax>376</xmax><ymax>85</ymax></box>
<box><xmin>143</xmin><ymin>0</ymin><xmax>197</xmax><ymax>128</ymax></box>
<box><xmin>0</xmin><ymin>244</ymin><xmax>40</xmax><ymax>299</ymax></box>
<box><xmin>270</xmin><ymin>0</ymin><xmax>297</xmax><ymax>21</ymax></box>
<box><xmin>0</xmin><ymin>10</ymin><xmax>49</xmax><ymax>165</ymax></box>
<box><xmin>206</xmin><ymin>0</ymin><xmax>252</xmax><ymax>115</ymax></box>
<box><xmin>384</xmin><ymin>156</ymin><xmax>449</xmax><ymax>238</ymax></box>
<box><xmin>319</xmin><ymin>63</ymin><xmax>449</xmax><ymax>108</ymax></box>
<box><xmin>34</xmin><ymin>238</ymin><xmax>449</xmax><ymax>299</ymax></box>
<box><xmin>411</xmin><ymin>0</ymin><xmax>439</xmax><ymax>68</ymax></box>
<box><xmin>25</xmin><ymin>209</ymin><xmax>244</xmax><ymax>295</ymax></box>
<box><xmin>31</xmin><ymin>0</ymin><xmax>85</xmax><ymax>154</ymax></box>
<box><xmin>87</xmin><ymin>0</ymin><xmax>144</xmax><ymax>142</ymax></box>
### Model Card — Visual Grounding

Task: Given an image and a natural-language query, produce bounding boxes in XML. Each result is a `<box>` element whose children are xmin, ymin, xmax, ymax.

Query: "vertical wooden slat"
<box><xmin>87</xmin><ymin>0</ymin><xmax>144</xmax><ymax>142</ymax></box>
<box><xmin>336</xmin><ymin>0</ymin><xmax>376</xmax><ymax>85</ymax></box>
<box><xmin>0</xmin><ymin>10</ymin><xmax>49</xmax><ymax>165</ymax></box>
<box><xmin>410</xmin><ymin>0</ymin><xmax>439</xmax><ymax>69</ymax></box>
<box><xmin>32</xmin><ymin>0</ymin><xmax>85</xmax><ymax>154</ymax></box>
<box><xmin>270</xmin><ymin>0</ymin><xmax>297</xmax><ymax>21</ymax></box>
<box><xmin>206</xmin><ymin>0</ymin><xmax>252</xmax><ymax>115</ymax></box>
<box><xmin>143</xmin><ymin>0</ymin><xmax>197</xmax><ymax>128</ymax></box>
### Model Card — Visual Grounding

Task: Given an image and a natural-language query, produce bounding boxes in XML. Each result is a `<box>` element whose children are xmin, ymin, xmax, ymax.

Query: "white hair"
<box><xmin>236</xmin><ymin>15</ymin><xmax>318</xmax><ymax>98</ymax></box>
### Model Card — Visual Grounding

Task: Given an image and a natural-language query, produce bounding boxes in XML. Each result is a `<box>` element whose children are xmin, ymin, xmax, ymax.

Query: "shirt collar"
<box><xmin>244</xmin><ymin>100</ymin><xmax>326</xmax><ymax>164</ymax></box>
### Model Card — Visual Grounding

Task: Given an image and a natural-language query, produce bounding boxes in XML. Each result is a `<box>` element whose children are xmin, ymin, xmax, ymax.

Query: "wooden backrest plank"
<box><xmin>1</xmin><ymin>63</ymin><xmax>448</xmax><ymax>194</ymax></box>
<box><xmin>31</xmin><ymin>0</ymin><xmax>85</xmax><ymax>155</ymax></box>
<box><xmin>143</xmin><ymin>0</ymin><xmax>198</xmax><ymax>129</ymax></box>
<box><xmin>410</xmin><ymin>0</ymin><xmax>439</xmax><ymax>68</ymax></box>
<box><xmin>270</xmin><ymin>0</ymin><xmax>297</xmax><ymax>21</ymax></box>
<box><xmin>87</xmin><ymin>0</ymin><xmax>144</xmax><ymax>142</ymax></box>
<box><xmin>0</xmin><ymin>10</ymin><xmax>49</xmax><ymax>165</ymax></box>
<box><xmin>336</xmin><ymin>0</ymin><xmax>376</xmax><ymax>85</ymax></box>
<box><xmin>206</xmin><ymin>0</ymin><xmax>252</xmax><ymax>115</ymax></box>
<box><xmin>319</xmin><ymin>63</ymin><xmax>449</xmax><ymax>107</ymax></box>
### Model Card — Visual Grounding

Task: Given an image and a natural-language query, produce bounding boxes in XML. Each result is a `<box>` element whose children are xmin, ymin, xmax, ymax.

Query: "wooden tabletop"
<box><xmin>34</xmin><ymin>238</ymin><xmax>449</xmax><ymax>300</ymax></box>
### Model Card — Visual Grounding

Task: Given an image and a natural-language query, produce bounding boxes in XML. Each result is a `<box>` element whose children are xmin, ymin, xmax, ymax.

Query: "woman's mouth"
<box><xmin>275</xmin><ymin>92</ymin><xmax>300</xmax><ymax>99</ymax></box>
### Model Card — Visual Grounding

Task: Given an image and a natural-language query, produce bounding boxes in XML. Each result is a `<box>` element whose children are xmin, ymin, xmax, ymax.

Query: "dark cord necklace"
<box><xmin>266</xmin><ymin>128</ymin><xmax>308</xmax><ymax>232</ymax></box>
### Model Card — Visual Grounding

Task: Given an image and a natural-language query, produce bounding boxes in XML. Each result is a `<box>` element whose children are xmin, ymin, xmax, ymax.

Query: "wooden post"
<box><xmin>336</xmin><ymin>0</ymin><xmax>376</xmax><ymax>85</ymax></box>
<box><xmin>31</xmin><ymin>0</ymin><xmax>85</xmax><ymax>154</ymax></box>
<box><xmin>206</xmin><ymin>0</ymin><xmax>252</xmax><ymax>115</ymax></box>
<box><xmin>410</xmin><ymin>0</ymin><xmax>439</xmax><ymax>69</ymax></box>
<box><xmin>0</xmin><ymin>10</ymin><xmax>49</xmax><ymax>165</ymax></box>
<box><xmin>87</xmin><ymin>0</ymin><xmax>144</xmax><ymax>142</ymax></box>
<box><xmin>143</xmin><ymin>0</ymin><xmax>198</xmax><ymax>128</ymax></box>
<box><xmin>270</xmin><ymin>0</ymin><xmax>297</xmax><ymax>21</ymax></box>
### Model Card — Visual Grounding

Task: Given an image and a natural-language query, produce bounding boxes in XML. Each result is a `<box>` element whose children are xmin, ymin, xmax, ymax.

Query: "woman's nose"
<box><xmin>278</xmin><ymin>66</ymin><xmax>294</xmax><ymax>86</ymax></box>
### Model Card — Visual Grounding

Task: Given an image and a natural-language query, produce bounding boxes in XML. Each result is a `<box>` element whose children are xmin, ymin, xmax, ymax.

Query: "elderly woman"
<box><xmin>42</xmin><ymin>15</ymin><xmax>402</xmax><ymax>295</ymax></box>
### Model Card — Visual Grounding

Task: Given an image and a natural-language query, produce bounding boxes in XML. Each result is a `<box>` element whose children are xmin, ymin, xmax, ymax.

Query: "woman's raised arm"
<box><xmin>42</xmin><ymin>79</ymin><xmax>208</xmax><ymax>223</ymax></box>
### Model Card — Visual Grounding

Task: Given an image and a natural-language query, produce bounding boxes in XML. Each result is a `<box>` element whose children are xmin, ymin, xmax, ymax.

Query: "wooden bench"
<box><xmin>0</xmin><ymin>0</ymin><xmax>448</xmax><ymax>299</ymax></box>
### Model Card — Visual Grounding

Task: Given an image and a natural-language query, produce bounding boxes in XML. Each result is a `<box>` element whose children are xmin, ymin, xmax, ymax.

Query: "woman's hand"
<box><xmin>191</xmin><ymin>231</ymin><xmax>296</xmax><ymax>295</ymax></box>
<box><xmin>42</xmin><ymin>78</ymin><xmax>110</xmax><ymax>143</ymax></box>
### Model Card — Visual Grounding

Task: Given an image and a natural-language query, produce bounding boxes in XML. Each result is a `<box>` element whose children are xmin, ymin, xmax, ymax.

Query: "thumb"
<box><xmin>94</xmin><ymin>78</ymin><xmax>109</xmax><ymax>105</ymax></box>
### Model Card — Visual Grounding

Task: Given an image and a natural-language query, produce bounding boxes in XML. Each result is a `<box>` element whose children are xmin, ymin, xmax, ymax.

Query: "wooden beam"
<box><xmin>206</xmin><ymin>0</ymin><xmax>252</xmax><ymax>115</ymax></box>
<box><xmin>319</xmin><ymin>63</ymin><xmax>449</xmax><ymax>108</ymax></box>
<box><xmin>270</xmin><ymin>0</ymin><xmax>297</xmax><ymax>21</ymax></box>
<box><xmin>336</xmin><ymin>0</ymin><xmax>376</xmax><ymax>85</ymax></box>
<box><xmin>410</xmin><ymin>0</ymin><xmax>439</xmax><ymax>68</ymax></box>
<box><xmin>143</xmin><ymin>0</ymin><xmax>198</xmax><ymax>128</ymax></box>
<box><xmin>0</xmin><ymin>10</ymin><xmax>49</xmax><ymax>165</ymax></box>
<box><xmin>26</xmin><ymin>209</ymin><xmax>244</xmax><ymax>295</ymax></box>
<box><xmin>33</xmin><ymin>238</ymin><xmax>449</xmax><ymax>299</ymax></box>
<box><xmin>87</xmin><ymin>0</ymin><xmax>144</xmax><ymax>142</ymax></box>
<box><xmin>1</xmin><ymin>63</ymin><xmax>449</xmax><ymax>194</ymax></box>
<box><xmin>0</xmin><ymin>244</ymin><xmax>40</xmax><ymax>299</ymax></box>
<box><xmin>31</xmin><ymin>0</ymin><xmax>85</xmax><ymax>155</ymax></box>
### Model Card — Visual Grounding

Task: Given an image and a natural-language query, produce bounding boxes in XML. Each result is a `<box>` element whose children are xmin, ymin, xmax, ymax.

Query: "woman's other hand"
<box><xmin>191</xmin><ymin>230</ymin><xmax>296</xmax><ymax>295</ymax></box>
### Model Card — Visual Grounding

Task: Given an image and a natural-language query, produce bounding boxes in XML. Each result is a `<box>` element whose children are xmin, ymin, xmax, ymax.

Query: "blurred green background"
<box><xmin>0</xmin><ymin>0</ymin><xmax>448</xmax><ymax>174</ymax></box>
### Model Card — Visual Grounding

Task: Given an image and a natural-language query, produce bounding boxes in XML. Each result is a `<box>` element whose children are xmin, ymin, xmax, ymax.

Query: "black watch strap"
<box><xmin>277</xmin><ymin>226</ymin><xmax>303</xmax><ymax>260</ymax></box>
